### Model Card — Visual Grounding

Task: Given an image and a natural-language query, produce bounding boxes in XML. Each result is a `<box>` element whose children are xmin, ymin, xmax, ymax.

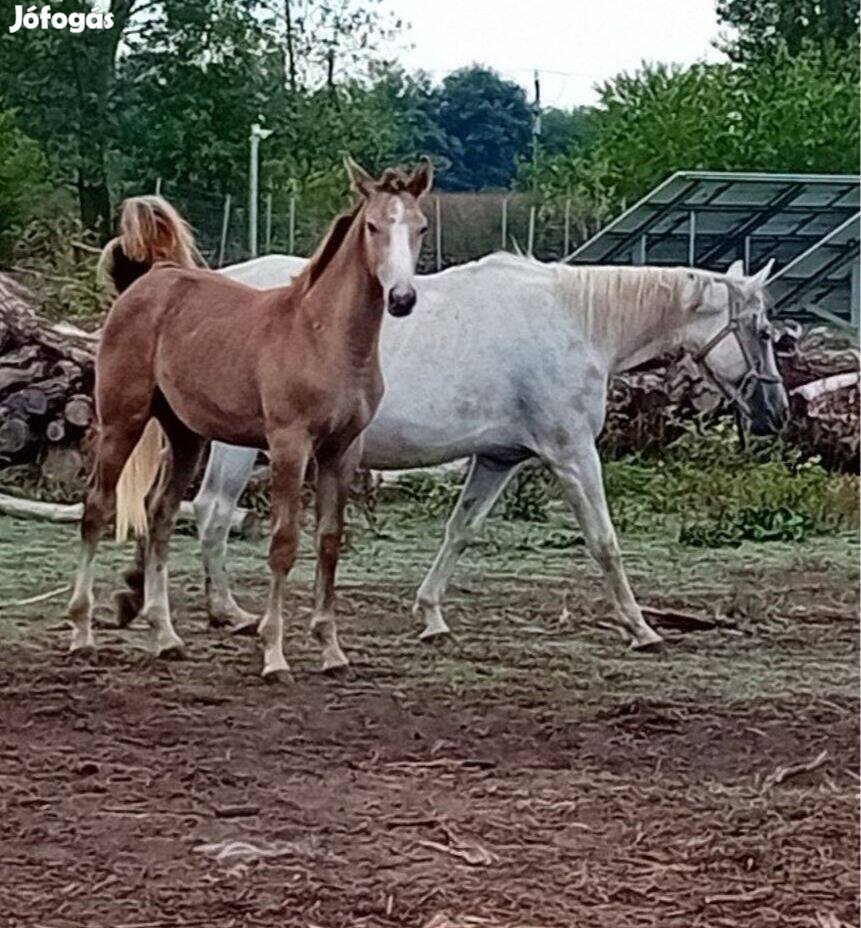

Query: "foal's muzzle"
<box><xmin>387</xmin><ymin>287</ymin><xmax>416</xmax><ymax>317</ymax></box>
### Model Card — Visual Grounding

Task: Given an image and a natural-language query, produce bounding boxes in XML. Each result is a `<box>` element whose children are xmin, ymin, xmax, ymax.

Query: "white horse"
<box><xmin>118</xmin><ymin>253</ymin><xmax>787</xmax><ymax>652</ymax></box>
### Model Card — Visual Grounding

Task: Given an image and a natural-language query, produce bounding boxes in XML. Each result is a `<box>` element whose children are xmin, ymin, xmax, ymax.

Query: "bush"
<box><xmin>0</xmin><ymin>105</ymin><xmax>50</xmax><ymax>260</ymax></box>
<box><xmin>604</xmin><ymin>422</ymin><xmax>858</xmax><ymax>547</ymax></box>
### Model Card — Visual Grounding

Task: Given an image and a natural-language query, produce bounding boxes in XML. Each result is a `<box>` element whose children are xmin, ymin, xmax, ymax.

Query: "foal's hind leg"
<box><xmin>140</xmin><ymin>403</ymin><xmax>207</xmax><ymax>658</ymax></box>
<box><xmin>546</xmin><ymin>439</ymin><xmax>662</xmax><ymax>650</ymax></box>
<box><xmin>68</xmin><ymin>423</ymin><xmax>147</xmax><ymax>652</ymax></box>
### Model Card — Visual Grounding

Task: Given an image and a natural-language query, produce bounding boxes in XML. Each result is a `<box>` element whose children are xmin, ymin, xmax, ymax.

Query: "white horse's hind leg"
<box><xmin>193</xmin><ymin>443</ymin><xmax>257</xmax><ymax>630</ymax></box>
<box><xmin>547</xmin><ymin>441</ymin><xmax>662</xmax><ymax>650</ymax></box>
<box><xmin>414</xmin><ymin>456</ymin><xmax>521</xmax><ymax>639</ymax></box>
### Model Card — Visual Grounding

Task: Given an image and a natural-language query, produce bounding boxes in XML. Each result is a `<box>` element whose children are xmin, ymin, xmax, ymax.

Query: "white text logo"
<box><xmin>9</xmin><ymin>5</ymin><xmax>115</xmax><ymax>35</ymax></box>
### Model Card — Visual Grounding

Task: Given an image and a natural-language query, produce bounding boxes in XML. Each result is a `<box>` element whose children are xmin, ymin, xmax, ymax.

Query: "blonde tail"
<box><xmin>115</xmin><ymin>419</ymin><xmax>166</xmax><ymax>542</ymax></box>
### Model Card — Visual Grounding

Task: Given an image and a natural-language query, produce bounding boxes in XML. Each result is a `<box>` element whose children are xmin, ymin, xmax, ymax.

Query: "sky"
<box><xmin>381</xmin><ymin>0</ymin><xmax>726</xmax><ymax>109</ymax></box>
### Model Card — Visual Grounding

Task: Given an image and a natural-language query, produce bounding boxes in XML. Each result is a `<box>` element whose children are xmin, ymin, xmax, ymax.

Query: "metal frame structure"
<box><xmin>567</xmin><ymin>171</ymin><xmax>860</xmax><ymax>326</ymax></box>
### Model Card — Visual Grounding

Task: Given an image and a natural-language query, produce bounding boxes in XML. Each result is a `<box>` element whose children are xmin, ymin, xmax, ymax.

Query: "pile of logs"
<box><xmin>1</xmin><ymin>271</ymin><xmax>858</xmax><ymax>481</ymax></box>
<box><xmin>0</xmin><ymin>274</ymin><xmax>96</xmax><ymax>468</ymax></box>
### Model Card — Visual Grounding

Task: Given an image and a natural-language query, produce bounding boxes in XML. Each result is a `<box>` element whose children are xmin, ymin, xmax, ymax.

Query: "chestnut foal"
<box><xmin>67</xmin><ymin>158</ymin><xmax>432</xmax><ymax>679</ymax></box>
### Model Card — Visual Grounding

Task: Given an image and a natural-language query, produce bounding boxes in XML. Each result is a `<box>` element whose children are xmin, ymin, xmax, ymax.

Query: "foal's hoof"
<box><xmin>322</xmin><ymin>662</ymin><xmax>353</xmax><ymax>681</ymax></box>
<box><xmin>115</xmin><ymin>591</ymin><xmax>141</xmax><ymax>629</ymax></box>
<box><xmin>69</xmin><ymin>644</ymin><xmax>98</xmax><ymax>663</ymax></box>
<box><xmin>262</xmin><ymin>667</ymin><xmax>293</xmax><ymax>686</ymax></box>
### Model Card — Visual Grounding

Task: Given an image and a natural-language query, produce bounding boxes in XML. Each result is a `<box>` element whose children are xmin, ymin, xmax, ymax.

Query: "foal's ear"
<box><xmin>406</xmin><ymin>156</ymin><xmax>434</xmax><ymax>199</ymax></box>
<box><xmin>345</xmin><ymin>156</ymin><xmax>376</xmax><ymax>198</ymax></box>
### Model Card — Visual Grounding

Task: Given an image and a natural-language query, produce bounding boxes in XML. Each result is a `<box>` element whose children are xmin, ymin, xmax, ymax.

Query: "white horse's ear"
<box><xmin>726</xmin><ymin>259</ymin><xmax>745</xmax><ymax>280</ymax></box>
<box><xmin>345</xmin><ymin>156</ymin><xmax>375</xmax><ymax>198</ymax></box>
<box><xmin>747</xmin><ymin>258</ymin><xmax>775</xmax><ymax>291</ymax></box>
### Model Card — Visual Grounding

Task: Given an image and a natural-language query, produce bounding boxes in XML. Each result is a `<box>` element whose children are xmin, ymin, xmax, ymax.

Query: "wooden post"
<box><xmin>288</xmin><ymin>193</ymin><xmax>296</xmax><ymax>254</ymax></box>
<box><xmin>501</xmin><ymin>196</ymin><xmax>508</xmax><ymax>251</ymax></box>
<box><xmin>527</xmin><ymin>205</ymin><xmax>536</xmax><ymax>257</ymax></box>
<box><xmin>218</xmin><ymin>193</ymin><xmax>232</xmax><ymax>268</ymax></box>
<box><xmin>435</xmin><ymin>195</ymin><xmax>442</xmax><ymax>271</ymax></box>
<box><xmin>563</xmin><ymin>197</ymin><xmax>571</xmax><ymax>257</ymax></box>
<box><xmin>264</xmin><ymin>192</ymin><xmax>273</xmax><ymax>253</ymax></box>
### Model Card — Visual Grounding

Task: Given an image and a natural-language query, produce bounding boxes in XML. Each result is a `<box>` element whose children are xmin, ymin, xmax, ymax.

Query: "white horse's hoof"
<box><xmin>229</xmin><ymin>617</ymin><xmax>260</xmax><ymax>636</ymax></box>
<box><xmin>414</xmin><ymin>602</ymin><xmax>451</xmax><ymax>641</ymax></box>
<box><xmin>321</xmin><ymin>644</ymin><xmax>349</xmax><ymax>674</ymax></box>
<box><xmin>209</xmin><ymin>600</ymin><xmax>258</xmax><ymax>630</ymax></box>
<box><xmin>629</xmin><ymin>629</ymin><xmax>664</xmax><ymax>651</ymax></box>
<box><xmin>69</xmin><ymin>633</ymin><xmax>96</xmax><ymax>655</ymax></box>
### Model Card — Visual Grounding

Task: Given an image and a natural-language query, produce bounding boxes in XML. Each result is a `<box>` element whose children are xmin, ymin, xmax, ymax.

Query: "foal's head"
<box><xmin>682</xmin><ymin>260</ymin><xmax>789</xmax><ymax>436</ymax></box>
<box><xmin>345</xmin><ymin>157</ymin><xmax>433</xmax><ymax>316</ymax></box>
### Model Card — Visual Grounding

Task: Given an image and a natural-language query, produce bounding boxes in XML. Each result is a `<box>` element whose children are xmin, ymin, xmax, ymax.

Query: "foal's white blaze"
<box><xmin>378</xmin><ymin>199</ymin><xmax>414</xmax><ymax>303</ymax></box>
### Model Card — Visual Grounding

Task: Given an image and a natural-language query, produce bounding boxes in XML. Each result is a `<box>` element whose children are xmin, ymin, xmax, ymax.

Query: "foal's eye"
<box><xmin>418</xmin><ymin>224</ymin><xmax>429</xmax><ymax>236</ymax></box>
<box><xmin>366</xmin><ymin>221</ymin><xmax>380</xmax><ymax>234</ymax></box>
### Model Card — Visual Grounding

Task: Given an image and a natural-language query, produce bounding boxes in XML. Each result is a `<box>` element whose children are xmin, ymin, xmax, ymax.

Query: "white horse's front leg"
<box><xmin>193</xmin><ymin>443</ymin><xmax>258</xmax><ymax>631</ymax></box>
<box><xmin>547</xmin><ymin>441</ymin><xmax>662</xmax><ymax>650</ymax></box>
<box><xmin>414</xmin><ymin>455</ymin><xmax>521</xmax><ymax>639</ymax></box>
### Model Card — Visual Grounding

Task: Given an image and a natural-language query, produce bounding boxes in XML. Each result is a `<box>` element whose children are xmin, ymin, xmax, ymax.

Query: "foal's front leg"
<box><xmin>309</xmin><ymin>445</ymin><xmax>360</xmax><ymax>673</ymax></box>
<box><xmin>258</xmin><ymin>429</ymin><xmax>311</xmax><ymax>680</ymax></box>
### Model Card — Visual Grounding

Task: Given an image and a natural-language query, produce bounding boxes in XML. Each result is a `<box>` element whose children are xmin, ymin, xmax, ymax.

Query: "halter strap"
<box><xmin>692</xmin><ymin>284</ymin><xmax>781</xmax><ymax>419</ymax></box>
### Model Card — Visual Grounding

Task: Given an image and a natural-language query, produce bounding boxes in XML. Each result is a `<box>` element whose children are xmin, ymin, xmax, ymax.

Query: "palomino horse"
<box><xmin>67</xmin><ymin>158</ymin><xmax>433</xmax><ymax>679</ymax></box>
<box><xmin>118</xmin><ymin>252</ymin><xmax>789</xmax><ymax>651</ymax></box>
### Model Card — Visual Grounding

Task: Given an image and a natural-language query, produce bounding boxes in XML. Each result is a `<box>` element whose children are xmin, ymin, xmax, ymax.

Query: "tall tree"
<box><xmin>423</xmin><ymin>66</ymin><xmax>532</xmax><ymax>190</ymax></box>
<box><xmin>716</xmin><ymin>0</ymin><xmax>860</xmax><ymax>60</ymax></box>
<box><xmin>0</xmin><ymin>0</ymin><xmax>152</xmax><ymax>237</ymax></box>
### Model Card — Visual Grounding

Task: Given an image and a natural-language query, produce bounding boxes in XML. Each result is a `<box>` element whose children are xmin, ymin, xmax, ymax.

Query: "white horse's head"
<box><xmin>681</xmin><ymin>259</ymin><xmax>789</xmax><ymax>435</ymax></box>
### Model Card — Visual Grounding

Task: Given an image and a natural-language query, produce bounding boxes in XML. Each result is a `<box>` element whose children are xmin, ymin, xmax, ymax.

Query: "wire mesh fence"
<box><xmin>149</xmin><ymin>181</ymin><xmax>603</xmax><ymax>270</ymax></box>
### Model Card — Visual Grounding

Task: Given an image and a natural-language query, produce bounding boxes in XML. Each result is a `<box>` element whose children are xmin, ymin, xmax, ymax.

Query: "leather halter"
<box><xmin>691</xmin><ymin>285</ymin><xmax>782</xmax><ymax>419</ymax></box>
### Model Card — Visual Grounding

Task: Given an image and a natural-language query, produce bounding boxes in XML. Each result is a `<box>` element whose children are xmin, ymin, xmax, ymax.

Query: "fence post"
<box><xmin>288</xmin><ymin>192</ymin><xmax>296</xmax><ymax>254</ymax></box>
<box><xmin>218</xmin><ymin>193</ymin><xmax>232</xmax><ymax>268</ymax></box>
<box><xmin>527</xmin><ymin>205</ymin><xmax>536</xmax><ymax>257</ymax></box>
<box><xmin>154</xmin><ymin>177</ymin><xmax>162</xmax><ymax>196</ymax></box>
<box><xmin>265</xmin><ymin>192</ymin><xmax>273</xmax><ymax>254</ymax></box>
<box><xmin>434</xmin><ymin>196</ymin><xmax>442</xmax><ymax>271</ymax></box>
<box><xmin>501</xmin><ymin>196</ymin><xmax>508</xmax><ymax>251</ymax></box>
<box><xmin>563</xmin><ymin>197</ymin><xmax>571</xmax><ymax>258</ymax></box>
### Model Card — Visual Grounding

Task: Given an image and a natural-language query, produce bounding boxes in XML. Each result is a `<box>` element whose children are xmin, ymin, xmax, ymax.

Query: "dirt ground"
<box><xmin>0</xmin><ymin>506</ymin><xmax>858</xmax><ymax>928</ymax></box>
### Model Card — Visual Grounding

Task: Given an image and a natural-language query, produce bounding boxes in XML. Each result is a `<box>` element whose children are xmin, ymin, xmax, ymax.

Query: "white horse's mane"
<box><xmin>554</xmin><ymin>263</ymin><xmax>720</xmax><ymax>347</ymax></box>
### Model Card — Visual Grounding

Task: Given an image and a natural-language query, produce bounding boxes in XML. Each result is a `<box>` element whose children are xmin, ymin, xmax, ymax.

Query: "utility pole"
<box><xmin>531</xmin><ymin>69</ymin><xmax>542</xmax><ymax>184</ymax></box>
<box><xmin>249</xmin><ymin>122</ymin><xmax>273</xmax><ymax>257</ymax></box>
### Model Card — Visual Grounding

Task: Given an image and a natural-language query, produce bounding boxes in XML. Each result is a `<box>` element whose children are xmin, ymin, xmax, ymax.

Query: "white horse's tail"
<box><xmin>115</xmin><ymin>418</ymin><xmax>166</xmax><ymax>542</ymax></box>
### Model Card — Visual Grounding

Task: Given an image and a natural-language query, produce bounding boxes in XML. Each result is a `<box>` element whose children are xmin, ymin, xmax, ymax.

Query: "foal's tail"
<box><xmin>100</xmin><ymin>196</ymin><xmax>202</xmax><ymax>542</ymax></box>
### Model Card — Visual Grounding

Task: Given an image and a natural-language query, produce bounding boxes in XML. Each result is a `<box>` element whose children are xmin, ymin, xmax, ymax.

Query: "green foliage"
<box><xmin>604</xmin><ymin>423</ymin><xmax>858</xmax><ymax>547</ymax></box>
<box><xmin>531</xmin><ymin>42</ymin><xmax>860</xmax><ymax>221</ymax></box>
<box><xmin>538</xmin><ymin>106</ymin><xmax>597</xmax><ymax>158</ymax></box>
<box><xmin>0</xmin><ymin>105</ymin><xmax>50</xmax><ymax>259</ymax></box>
<box><xmin>500</xmin><ymin>463</ymin><xmax>551</xmax><ymax>523</ymax></box>
<box><xmin>12</xmin><ymin>216</ymin><xmax>103</xmax><ymax>321</ymax></box>
<box><xmin>422</xmin><ymin>66</ymin><xmax>533</xmax><ymax>191</ymax></box>
<box><xmin>716</xmin><ymin>0</ymin><xmax>860</xmax><ymax>61</ymax></box>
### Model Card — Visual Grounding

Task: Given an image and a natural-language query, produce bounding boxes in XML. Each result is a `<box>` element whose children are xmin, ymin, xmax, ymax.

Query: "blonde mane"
<box><xmin>554</xmin><ymin>264</ymin><xmax>711</xmax><ymax>348</ymax></box>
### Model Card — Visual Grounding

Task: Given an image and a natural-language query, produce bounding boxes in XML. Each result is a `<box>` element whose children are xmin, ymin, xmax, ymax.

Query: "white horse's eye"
<box><xmin>366</xmin><ymin>221</ymin><xmax>380</xmax><ymax>234</ymax></box>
